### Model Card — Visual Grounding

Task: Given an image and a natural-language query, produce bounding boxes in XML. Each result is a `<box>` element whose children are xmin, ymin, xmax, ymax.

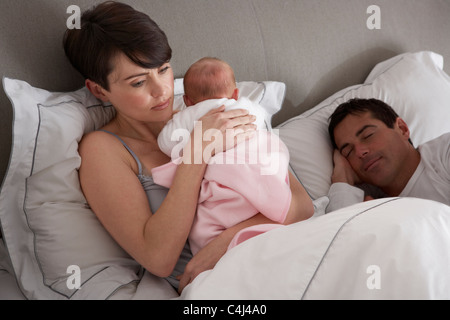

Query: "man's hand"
<box><xmin>331</xmin><ymin>149</ymin><xmax>361</xmax><ymax>186</ymax></box>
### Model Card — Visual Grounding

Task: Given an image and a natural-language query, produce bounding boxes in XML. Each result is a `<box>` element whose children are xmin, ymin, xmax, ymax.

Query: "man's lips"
<box><xmin>363</xmin><ymin>156</ymin><xmax>382</xmax><ymax>172</ymax></box>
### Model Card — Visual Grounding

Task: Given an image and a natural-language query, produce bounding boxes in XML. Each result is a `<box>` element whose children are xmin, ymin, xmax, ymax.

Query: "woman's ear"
<box><xmin>85</xmin><ymin>79</ymin><xmax>109</xmax><ymax>102</ymax></box>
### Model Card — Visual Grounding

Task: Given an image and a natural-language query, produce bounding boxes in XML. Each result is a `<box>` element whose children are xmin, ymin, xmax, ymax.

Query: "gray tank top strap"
<box><xmin>99</xmin><ymin>130</ymin><xmax>143</xmax><ymax>176</ymax></box>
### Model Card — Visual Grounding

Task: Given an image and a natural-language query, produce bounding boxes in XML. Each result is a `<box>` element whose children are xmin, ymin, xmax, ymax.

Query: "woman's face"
<box><xmin>102</xmin><ymin>52</ymin><xmax>175</xmax><ymax>123</ymax></box>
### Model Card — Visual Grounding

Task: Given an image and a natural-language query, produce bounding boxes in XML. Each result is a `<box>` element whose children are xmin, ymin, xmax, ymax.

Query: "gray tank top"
<box><xmin>100</xmin><ymin>130</ymin><xmax>192</xmax><ymax>289</ymax></box>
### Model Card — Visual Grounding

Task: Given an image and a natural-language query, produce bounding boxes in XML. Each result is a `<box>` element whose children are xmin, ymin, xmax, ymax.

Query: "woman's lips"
<box><xmin>152</xmin><ymin>99</ymin><xmax>170</xmax><ymax>111</ymax></box>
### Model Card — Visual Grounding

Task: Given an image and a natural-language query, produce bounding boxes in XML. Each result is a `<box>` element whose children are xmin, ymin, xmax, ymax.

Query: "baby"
<box><xmin>153</xmin><ymin>57</ymin><xmax>306</xmax><ymax>255</ymax></box>
<box><xmin>157</xmin><ymin>57</ymin><xmax>267</xmax><ymax>158</ymax></box>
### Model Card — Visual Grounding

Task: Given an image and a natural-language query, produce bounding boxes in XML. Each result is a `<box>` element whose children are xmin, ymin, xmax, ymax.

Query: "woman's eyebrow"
<box><xmin>124</xmin><ymin>72</ymin><xmax>149</xmax><ymax>81</ymax></box>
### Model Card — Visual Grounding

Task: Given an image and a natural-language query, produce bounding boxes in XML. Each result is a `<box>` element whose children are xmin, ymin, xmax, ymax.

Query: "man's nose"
<box><xmin>355</xmin><ymin>144</ymin><xmax>369</xmax><ymax>158</ymax></box>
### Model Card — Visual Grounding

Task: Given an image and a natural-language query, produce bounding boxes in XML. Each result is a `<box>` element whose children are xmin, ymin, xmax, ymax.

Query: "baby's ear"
<box><xmin>183</xmin><ymin>95</ymin><xmax>194</xmax><ymax>107</ymax></box>
<box><xmin>232</xmin><ymin>88</ymin><xmax>239</xmax><ymax>100</ymax></box>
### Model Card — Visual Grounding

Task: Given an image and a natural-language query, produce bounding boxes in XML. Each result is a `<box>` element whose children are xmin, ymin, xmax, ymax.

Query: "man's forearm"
<box><xmin>326</xmin><ymin>182</ymin><xmax>365</xmax><ymax>213</ymax></box>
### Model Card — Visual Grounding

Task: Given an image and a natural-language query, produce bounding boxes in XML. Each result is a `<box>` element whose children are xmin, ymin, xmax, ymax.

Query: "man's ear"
<box><xmin>85</xmin><ymin>79</ymin><xmax>109</xmax><ymax>102</ymax></box>
<box><xmin>395</xmin><ymin>117</ymin><xmax>411</xmax><ymax>140</ymax></box>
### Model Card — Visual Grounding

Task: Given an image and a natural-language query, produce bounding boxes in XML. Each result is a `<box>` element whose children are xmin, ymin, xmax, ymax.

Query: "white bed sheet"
<box><xmin>2</xmin><ymin>197</ymin><xmax>449</xmax><ymax>299</ymax></box>
<box><xmin>0</xmin><ymin>270</ymin><xmax>24</xmax><ymax>300</ymax></box>
<box><xmin>0</xmin><ymin>239</ymin><xmax>25</xmax><ymax>299</ymax></box>
<box><xmin>0</xmin><ymin>237</ymin><xmax>178</xmax><ymax>300</ymax></box>
<box><xmin>180</xmin><ymin>197</ymin><xmax>450</xmax><ymax>300</ymax></box>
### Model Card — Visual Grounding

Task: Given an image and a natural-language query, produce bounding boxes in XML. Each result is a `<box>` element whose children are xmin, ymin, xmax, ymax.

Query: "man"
<box><xmin>326</xmin><ymin>98</ymin><xmax>450</xmax><ymax>212</ymax></box>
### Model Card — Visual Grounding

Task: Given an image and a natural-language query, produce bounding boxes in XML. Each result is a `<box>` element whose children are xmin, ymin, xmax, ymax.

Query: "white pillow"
<box><xmin>277</xmin><ymin>51</ymin><xmax>450</xmax><ymax>201</ymax></box>
<box><xmin>0</xmin><ymin>77</ymin><xmax>285</xmax><ymax>299</ymax></box>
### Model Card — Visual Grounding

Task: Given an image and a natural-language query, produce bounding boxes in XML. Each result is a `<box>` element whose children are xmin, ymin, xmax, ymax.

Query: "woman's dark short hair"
<box><xmin>63</xmin><ymin>1</ymin><xmax>172</xmax><ymax>90</ymax></box>
<box><xmin>328</xmin><ymin>98</ymin><xmax>400</xmax><ymax>149</ymax></box>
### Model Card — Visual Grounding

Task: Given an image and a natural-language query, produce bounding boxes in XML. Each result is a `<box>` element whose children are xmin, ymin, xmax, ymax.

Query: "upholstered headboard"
<box><xmin>1</xmin><ymin>0</ymin><xmax>450</xmax><ymax>185</ymax></box>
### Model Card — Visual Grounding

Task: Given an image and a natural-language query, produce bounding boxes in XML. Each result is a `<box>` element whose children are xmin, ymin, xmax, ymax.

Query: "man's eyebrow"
<box><xmin>124</xmin><ymin>72</ymin><xmax>149</xmax><ymax>81</ymax></box>
<box><xmin>338</xmin><ymin>125</ymin><xmax>377</xmax><ymax>153</ymax></box>
<box><xmin>356</xmin><ymin>124</ymin><xmax>377</xmax><ymax>137</ymax></box>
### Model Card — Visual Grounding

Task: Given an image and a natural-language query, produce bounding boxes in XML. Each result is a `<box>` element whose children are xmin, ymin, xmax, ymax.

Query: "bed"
<box><xmin>1</xmin><ymin>0</ymin><xmax>449</xmax><ymax>300</ymax></box>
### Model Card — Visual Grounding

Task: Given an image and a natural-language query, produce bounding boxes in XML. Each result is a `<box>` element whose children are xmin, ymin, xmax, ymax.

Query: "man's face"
<box><xmin>333</xmin><ymin>112</ymin><xmax>414</xmax><ymax>192</ymax></box>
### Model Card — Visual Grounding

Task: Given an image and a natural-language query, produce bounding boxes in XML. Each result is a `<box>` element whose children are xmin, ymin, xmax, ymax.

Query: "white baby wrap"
<box><xmin>157</xmin><ymin>97</ymin><xmax>268</xmax><ymax>158</ymax></box>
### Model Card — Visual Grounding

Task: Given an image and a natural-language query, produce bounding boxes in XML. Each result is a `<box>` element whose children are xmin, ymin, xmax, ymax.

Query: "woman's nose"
<box><xmin>150</xmin><ymin>78</ymin><xmax>166</xmax><ymax>98</ymax></box>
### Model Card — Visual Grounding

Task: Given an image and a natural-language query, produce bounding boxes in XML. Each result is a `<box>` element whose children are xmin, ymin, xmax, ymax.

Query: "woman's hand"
<box><xmin>177</xmin><ymin>213</ymin><xmax>275</xmax><ymax>294</ymax></box>
<box><xmin>177</xmin><ymin>231</ymin><xmax>229</xmax><ymax>294</ymax></box>
<box><xmin>183</xmin><ymin>105</ymin><xmax>257</xmax><ymax>164</ymax></box>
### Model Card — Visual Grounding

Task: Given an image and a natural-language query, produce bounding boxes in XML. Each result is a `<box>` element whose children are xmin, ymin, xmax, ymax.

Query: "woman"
<box><xmin>64</xmin><ymin>1</ymin><xmax>313</xmax><ymax>293</ymax></box>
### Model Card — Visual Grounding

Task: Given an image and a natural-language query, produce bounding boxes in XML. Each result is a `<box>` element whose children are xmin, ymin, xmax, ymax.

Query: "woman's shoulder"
<box><xmin>80</xmin><ymin>129</ymin><xmax>119</xmax><ymax>152</ymax></box>
<box><xmin>79</xmin><ymin>129</ymin><xmax>131</xmax><ymax>164</ymax></box>
<box><xmin>79</xmin><ymin>129</ymin><xmax>141</xmax><ymax>176</ymax></box>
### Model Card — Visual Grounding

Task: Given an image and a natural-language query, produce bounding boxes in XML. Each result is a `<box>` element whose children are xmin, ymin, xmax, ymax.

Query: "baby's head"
<box><xmin>183</xmin><ymin>57</ymin><xmax>239</xmax><ymax>106</ymax></box>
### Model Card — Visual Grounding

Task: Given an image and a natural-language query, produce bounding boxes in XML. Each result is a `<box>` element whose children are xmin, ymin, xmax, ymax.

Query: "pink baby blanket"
<box><xmin>152</xmin><ymin>130</ymin><xmax>291</xmax><ymax>255</ymax></box>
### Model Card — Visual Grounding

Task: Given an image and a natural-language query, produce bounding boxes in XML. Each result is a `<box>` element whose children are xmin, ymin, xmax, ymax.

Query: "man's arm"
<box><xmin>326</xmin><ymin>183</ymin><xmax>365</xmax><ymax>213</ymax></box>
<box><xmin>326</xmin><ymin>150</ymin><xmax>365</xmax><ymax>213</ymax></box>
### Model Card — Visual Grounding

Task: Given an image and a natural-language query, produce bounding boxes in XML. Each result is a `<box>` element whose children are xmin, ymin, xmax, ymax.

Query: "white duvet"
<box><xmin>179</xmin><ymin>197</ymin><xmax>450</xmax><ymax>300</ymax></box>
<box><xmin>1</xmin><ymin>197</ymin><xmax>449</xmax><ymax>299</ymax></box>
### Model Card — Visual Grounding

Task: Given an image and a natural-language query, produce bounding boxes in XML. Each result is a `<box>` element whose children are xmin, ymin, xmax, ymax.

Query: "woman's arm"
<box><xmin>79</xmin><ymin>131</ymin><xmax>206</xmax><ymax>277</ymax></box>
<box><xmin>282</xmin><ymin>171</ymin><xmax>314</xmax><ymax>225</ymax></box>
<box><xmin>79</xmin><ymin>106</ymin><xmax>257</xmax><ymax>278</ymax></box>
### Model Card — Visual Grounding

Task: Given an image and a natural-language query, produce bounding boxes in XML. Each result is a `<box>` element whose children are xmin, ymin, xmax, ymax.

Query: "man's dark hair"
<box><xmin>63</xmin><ymin>1</ymin><xmax>172</xmax><ymax>90</ymax></box>
<box><xmin>328</xmin><ymin>98</ymin><xmax>401</xmax><ymax>149</ymax></box>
